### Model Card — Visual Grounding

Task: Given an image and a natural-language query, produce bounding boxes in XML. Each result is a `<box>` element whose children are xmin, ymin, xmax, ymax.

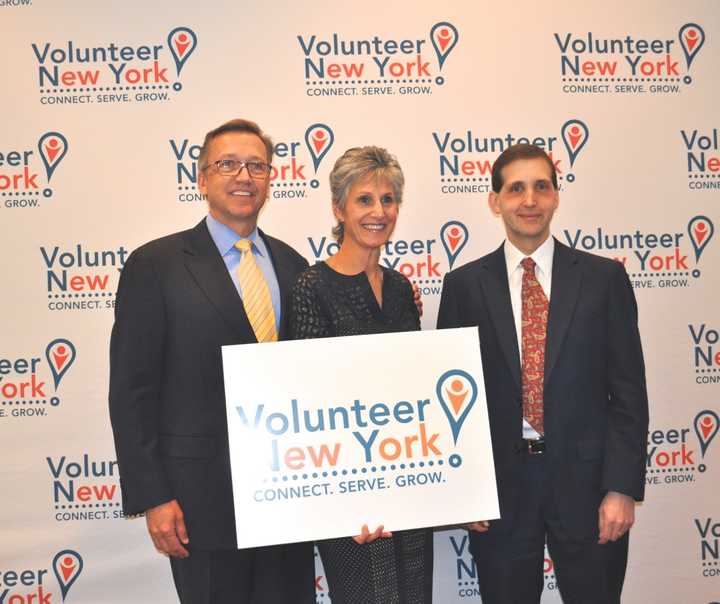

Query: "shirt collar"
<box><xmin>504</xmin><ymin>235</ymin><xmax>555</xmax><ymax>277</ymax></box>
<box><xmin>205</xmin><ymin>214</ymin><xmax>264</xmax><ymax>257</ymax></box>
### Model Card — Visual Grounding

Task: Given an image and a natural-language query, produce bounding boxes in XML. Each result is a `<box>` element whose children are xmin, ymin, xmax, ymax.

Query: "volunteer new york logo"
<box><xmin>1</xmin><ymin>550</ymin><xmax>84</xmax><ymax>603</ymax></box>
<box><xmin>171</xmin><ymin>123</ymin><xmax>336</xmax><ymax>203</ymax></box>
<box><xmin>695</xmin><ymin>515</ymin><xmax>720</xmax><ymax>578</ymax></box>
<box><xmin>683</xmin><ymin>128</ymin><xmax>720</xmax><ymax>191</ymax></box>
<box><xmin>557</xmin><ymin>23</ymin><xmax>706</xmax><ymax>95</ymax></box>
<box><xmin>445</xmin><ymin>531</ymin><xmax>480</xmax><ymax>598</ymax></box>
<box><xmin>235</xmin><ymin>365</ymin><xmax>478</xmax><ymax>506</ymax></box>
<box><xmin>690</xmin><ymin>322</ymin><xmax>720</xmax><ymax>385</ymax></box>
<box><xmin>1</xmin><ymin>132</ymin><xmax>68</xmax><ymax>209</ymax></box>
<box><xmin>434</xmin><ymin>119</ymin><xmax>589</xmax><ymax>195</ymax></box>
<box><xmin>307</xmin><ymin>219</ymin><xmax>469</xmax><ymax>297</ymax></box>
<box><xmin>34</xmin><ymin>26</ymin><xmax>198</xmax><ymax>106</ymax></box>
<box><xmin>444</xmin><ymin>532</ymin><xmax>559</xmax><ymax>599</ymax></box>
<box><xmin>564</xmin><ymin>215</ymin><xmax>714</xmax><ymax>290</ymax></box>
<box><xmin>42</xmin><ymin>244</ymin><xmax>127</xmax><ymax>311</ymax></box>
<box><xmin>646</xmin><ymin>409</ymin><xmax>718</xmax><ymax>486</ymax></box>
<box><xmin>436</xmin><ymin>370</ymin><xmax>477</xmax><ymax>444</ymax></box>
<box><xmin>48</xmin><ymin>453</ymin><xmax>123</xmax><ymax>522</ymax></box>
<box><xmin>314</xmin><ymin>549</ymin><xmax>329</xmax><ymax>603</ymax></box>
<box><xmin>170</xmin><ymin>136</ymin><xmax>205</xmax><ymax>204</ymax></box>
<box><xmin>543</xmin><ymin>548</ymin><xmax>558</xmax><ymax>593</ymax></box>
<box><xmin>299</xmin><ymin>22</ymin><xmax>459</xmax><ymax>98</ymax></box>
<box><xmin>441</xmin><ymin>533</ymin><xmax>561</xmax><ymax>599</ymax></box>
<box><xmin>0</xmin><ymin>339</ymin><xmax>76</xmax><ymax>420</ymax></box>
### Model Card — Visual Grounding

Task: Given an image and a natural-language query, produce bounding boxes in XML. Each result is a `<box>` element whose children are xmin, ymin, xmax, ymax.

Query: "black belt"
<box><xmin>520</xmin><ymin>437</ymin><xmax>546</xmax><ymax>455</ymax></box>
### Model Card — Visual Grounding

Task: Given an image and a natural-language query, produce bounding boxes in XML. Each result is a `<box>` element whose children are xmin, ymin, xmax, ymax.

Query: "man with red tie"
<box><xmin>109</xmin><ymin>119</ymin><xmax>315</xmax><ymax>604</ymax></box>
<box><xmin>437</xmin><ymin>144</ymin><xmax>649</xmax><ymax>603</ymax></box>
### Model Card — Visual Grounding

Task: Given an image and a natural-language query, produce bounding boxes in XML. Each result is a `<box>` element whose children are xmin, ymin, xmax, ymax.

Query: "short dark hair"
<box><xmin>197</xmin><ymin>119</ymin><xmax>274</xmax><ymax>170</ymax></box>
<box><xmin>491</xmin><ymin>143</ymin><xmax>558</xmax><ymax>193</ymax></box>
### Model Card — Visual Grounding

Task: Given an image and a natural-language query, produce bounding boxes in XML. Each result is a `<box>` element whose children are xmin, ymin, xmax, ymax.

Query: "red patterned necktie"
<box><xmin>521</xmin><ymin>257</ymin><xmax>548</xmax><ymax>435</ymax></box>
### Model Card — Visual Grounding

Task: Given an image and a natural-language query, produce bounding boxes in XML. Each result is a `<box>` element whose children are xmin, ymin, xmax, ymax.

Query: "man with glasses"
<box><xmin>109</xmin><ymin>119</ymin><xmax>315</xmax><ymax>604</ymax></box>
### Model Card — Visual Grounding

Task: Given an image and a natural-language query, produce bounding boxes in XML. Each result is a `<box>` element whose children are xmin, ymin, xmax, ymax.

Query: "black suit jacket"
<box><xmin>108</xmin><ymin>220</ymin><xmax>312</xmax><ymax>574</ymax></box>
<box><xmin>437</xmin><ymin>239</ymin><xmax>648</xmax><ymax>539</ymax></box>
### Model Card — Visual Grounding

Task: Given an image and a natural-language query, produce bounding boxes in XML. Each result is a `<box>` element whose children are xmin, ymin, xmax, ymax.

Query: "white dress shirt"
<box><xmin>504</xmin><ymin>236</ymin><xmax>555</xmax><ymax>440</ymax></box>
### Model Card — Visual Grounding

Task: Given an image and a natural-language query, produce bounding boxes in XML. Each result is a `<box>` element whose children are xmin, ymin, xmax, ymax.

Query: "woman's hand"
<box><xmin>353</xmin><ymin>524</ymin><xmax>393</xmax><ymax>544</ymax></box>
<box><xmin>466</xmin><ymin>521</ymin><xmax>490</xmax><ymax>533</ymax></box>
<box><xmin>412</xmin><ymin>283</ymin><xmax>424</xmax><ymax>316</ymax></box>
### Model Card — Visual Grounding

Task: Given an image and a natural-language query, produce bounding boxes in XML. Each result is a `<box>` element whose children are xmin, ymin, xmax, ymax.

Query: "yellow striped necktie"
<box><xmin>234</xmin><ymin>240</ymin><xmax>277</xmax><ymax>343</ymax></box>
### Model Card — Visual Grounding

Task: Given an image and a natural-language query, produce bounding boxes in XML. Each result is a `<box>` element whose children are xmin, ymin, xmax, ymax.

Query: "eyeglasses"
<box><xmin>204</xmin><ymin>159</ymin><xmax>271</xmax><ymax>179</ymax></box>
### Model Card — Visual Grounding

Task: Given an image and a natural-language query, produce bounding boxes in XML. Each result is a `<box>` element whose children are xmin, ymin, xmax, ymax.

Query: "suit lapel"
<box><xmin>260</xmin><ymin>230</ymin><xmax>296</xmax><ymax>340</ymax></box>
<box><xmin>182</xmin><ymin>220</ymin><xmax>258</xmax><ymax>342</ymax></box>
<box><xmin>479</xmin><ymin>245</ymin><xmax>522</xmax><ymax>392</ymax></box>
<box><xmin>545</xmin><ymin>239</ymin><xmax>582</xmax><ymax>382</ymax></box>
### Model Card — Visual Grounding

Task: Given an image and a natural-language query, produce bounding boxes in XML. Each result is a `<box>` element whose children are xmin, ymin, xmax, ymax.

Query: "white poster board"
<box><xmin>223</xmin><ymin>327</ymin><xmax>498</xmax><ymax>549</ymax></box>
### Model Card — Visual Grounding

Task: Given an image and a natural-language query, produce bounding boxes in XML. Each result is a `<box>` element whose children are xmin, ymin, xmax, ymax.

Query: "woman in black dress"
<box><xmin>289</xmin><ymin>146</ymin><xmax>433</xmax><ymax>604</ymax></box>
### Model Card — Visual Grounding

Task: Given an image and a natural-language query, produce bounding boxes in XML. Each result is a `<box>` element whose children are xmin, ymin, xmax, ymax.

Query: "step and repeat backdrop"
<box><xmin>2</xmin><ymin>1</ymin><xmax>718</xmax><ymax>602</ymax></box>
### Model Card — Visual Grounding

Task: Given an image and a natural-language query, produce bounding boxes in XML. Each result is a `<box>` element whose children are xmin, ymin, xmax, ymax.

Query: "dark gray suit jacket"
<box><xmin>109</xmin><ymin>219</ymin><xmax>314</xmax><ymax>598</ymax></box>
<box><xmin>437</xmin><ymin>239</ymin><xmax>648</xmax><ymax>539</ymax></box>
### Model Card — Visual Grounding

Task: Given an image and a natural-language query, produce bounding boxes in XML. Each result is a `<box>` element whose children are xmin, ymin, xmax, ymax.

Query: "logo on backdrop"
<box><xmin>41</xmin><ymin>244</ymin><xmax>126</xmax><ymax>311</ymax></box>
<box><xmin>557</xmin><ymin>23</ymin><xmax>706</xmax><ymax>95</ymax></box>
<box><xmin>1</xmin><ymin>550</ymin><xmax>83</xmax><ymax>603</ymax></box>
<box><xmin>34</xmin><ymin>26</ymin><xmax>198</xmax><ymax>106</ymax></box>
<box><xmin>1</xmin><ymin>132</ymin><xmax>69</xmax><ymax>209</ymax></box>
<box><xmin>442</xmin><ymin>534</ymin><xmax>560</xmax><ymax>597</ymax></box>
<box><xmin>306</xmin><ymin>219</ymin><xmax>470</xmax><ymax>297</ymax></box>
<box><xmin>170</xmin><ymin>136</ymin><xmax>205</xmax><ymax>203</ymax></box>
<box><xmin>313</xmin><ymin>548</ymin><xmax>329</xmax><ymax>602</ymax></box>
<box><xmin>0</xmin><ymin>339</ymin><xmax>76</xmax><ymax>420</ymax></box>
<box><xmin>1</xmin><ymin>0</ymin><xmax>32</xmax><ymax>6</ymax></box>
<box><xmin>646</xmin><ymin>409</ymin><xmax>718</xmax><ymax>487</ymax></box>
<box><xmin>434</xmin><ymin>119</ymin><xmax>589</xmax><ymax>195</ymax></box>
<box><xmin>47</xmin><ymin>454</ymin><xmax>123</xmax><ymax>522</ymax></box>
<box><xmin>446</xmin><ymin>532</ymin><xmax>480</xmax><ymax>598</ymax></box>
<box><xmin>694</xmin><ymin>516</ymin><xmax>720</xmax><ymax>578</ymax></box>
<box><xmin>563</xmin><ymin>215</ymin><xmax>714</xmax><ymax>290</ymax></box>
<box><xmin>171</xmin><ymin>123</ymin><xmax>336</xmax><ymax>203</ymax></box>
<box><xmin>542</xmin><ymin>548</ymin><xmax>558</xmax><ymax>592</ymax></box>
<box><xmin>690</xmin><ymin>322</ymin><xmax>720</xmax><ymax>385</ymax></box>
<box><xmin>299</xmin><ymin>22</ymin><xmax>459</xmax><ymax>98</ymax></box>
<box><xmin>683</xmin><ymin>128</ymin><xmax>720</xmax><ymax>191</ymax></box>
<box><xmin>440</xmin><ymin>221</ymin><xmax>469</xmax><ymax>270</ymax></box>
<box><xmin>53</xmin><ymin>550</ymin><xmax>83</xmax><ymax>601</ymax></box>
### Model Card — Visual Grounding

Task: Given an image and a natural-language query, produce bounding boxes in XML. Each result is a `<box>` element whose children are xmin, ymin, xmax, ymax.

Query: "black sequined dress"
<box><xmin>289</xmin><ymin>261</ymin><xmax>433</xmax><ymax>604</ymax></box>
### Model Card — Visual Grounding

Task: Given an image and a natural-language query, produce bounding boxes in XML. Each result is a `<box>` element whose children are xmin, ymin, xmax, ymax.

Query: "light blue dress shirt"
<box><xmin>205</xmin><ymin>214</ymin><xmax>281</xmax><ymax>332</ymax></box>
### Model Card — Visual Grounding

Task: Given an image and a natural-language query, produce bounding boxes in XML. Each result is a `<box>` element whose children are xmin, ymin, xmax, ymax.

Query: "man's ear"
<box><xmin>197</xmin><ymin>168</ymin><xmax>207</xmax><ymax>195</ymax></box>
<box><xmin>488</xmin><ymin>192</ymin><xmax>500</xmax><ymax>216</ymax></box>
